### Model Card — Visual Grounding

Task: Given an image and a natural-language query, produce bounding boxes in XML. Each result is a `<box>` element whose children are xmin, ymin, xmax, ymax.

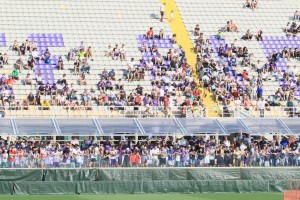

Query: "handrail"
<box><xmin>0</xmin><ymin>105</ymin><xmax>207</xmax><ymax>118</ymax></box>
<box><xmin>0</xmin><ymin>105</ymin><xmax>299</xmax><ymax>118</ymax></box>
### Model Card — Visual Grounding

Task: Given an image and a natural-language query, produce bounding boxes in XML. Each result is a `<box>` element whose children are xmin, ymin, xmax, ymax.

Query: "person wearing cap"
<box><xmin>2</xmin><ymin>150</ymin><xmax>8</xmax><ymax>168</ymax></box>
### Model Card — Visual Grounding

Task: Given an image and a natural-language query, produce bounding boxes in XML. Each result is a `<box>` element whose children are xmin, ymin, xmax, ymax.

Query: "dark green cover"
<box><xmin>0</xmin><ymin>168</ymin><xmax>298</xmax><ymax>194</ymax></box>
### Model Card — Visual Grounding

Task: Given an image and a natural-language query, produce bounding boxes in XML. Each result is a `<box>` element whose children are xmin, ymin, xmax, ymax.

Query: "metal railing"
<box><xmin>0</xmin><ymin>106</ymin><xmax>208</xmax><ymax>118</ymax></box>
<box><xmin>1</xmin><ymin>105</ymin><xmax>300</xmax><ymax>118</ymax></box>
<box><xmin>220</xmin><ymin>106</ymin><xmax>300</xmax><ymax>118</ymax></box>
<box><xmin>2</xmin><ymin>155</ymin><xmax>300</xmax><ymax>168</ymax></box>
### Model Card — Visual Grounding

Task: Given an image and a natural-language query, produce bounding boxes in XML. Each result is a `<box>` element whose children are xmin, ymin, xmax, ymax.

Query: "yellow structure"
<box><xmin>161</xmin><ymin>0</ymin><xmax>219</xmax><ymax>116</ymax></box>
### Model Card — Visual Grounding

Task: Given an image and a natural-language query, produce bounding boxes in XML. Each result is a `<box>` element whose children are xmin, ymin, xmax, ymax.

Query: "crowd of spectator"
<box><xmin>284</xmin><ymin>21</ymin><xmax>300</xmax><ymax>37</ymax></box>
<box><xmin>0</xmin><ymin>134</ymin><xmax>299</xmax><ymax>168</ymax></box>
<box><xmin>0</xmin><ymin>24</ymin><xmax>206</xmax><ymax>117</ymax></box>
<box><xmin>1</xmin><ymin>4</ymin><xmax>300</xmax><ymax>118</ymax></box>
<box><xmin>195</xmin><ymin>11</ymin><xmax>300</xmax><ymax>117</ymax></box>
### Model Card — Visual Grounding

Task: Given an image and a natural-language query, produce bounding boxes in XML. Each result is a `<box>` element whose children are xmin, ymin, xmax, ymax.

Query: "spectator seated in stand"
<box><xmin>41</xmin><ymin>48</ymin><xmax>51</xmax><ymax>64</ymax></box>
<box><xmin>146</xmin><ymin>27</ymin><xmax>154</xmax><ymax>39</ymax></box>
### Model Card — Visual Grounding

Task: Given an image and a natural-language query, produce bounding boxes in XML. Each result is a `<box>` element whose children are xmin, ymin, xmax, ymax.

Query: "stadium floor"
<box><xmin>1</xmin><ymin>193</ymin><xmax>283</xmax><ymax>200</ymax></box>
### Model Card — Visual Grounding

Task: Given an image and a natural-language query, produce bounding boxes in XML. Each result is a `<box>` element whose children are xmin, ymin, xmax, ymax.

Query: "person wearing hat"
<box><xmin>2</xmin><ymin>150</ymin><xmax>8</xmax><ymax>168</ymax></box>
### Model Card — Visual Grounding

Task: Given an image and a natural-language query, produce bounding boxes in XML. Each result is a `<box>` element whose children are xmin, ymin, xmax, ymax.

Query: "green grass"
<box><xmin>0</xmin><ymin>193</ymin><xmax>283</xmax><ymax>200</ymax></box>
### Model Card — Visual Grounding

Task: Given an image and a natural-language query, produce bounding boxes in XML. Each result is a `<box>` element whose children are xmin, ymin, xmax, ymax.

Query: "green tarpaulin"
<box><xmin>0</xmin><ymin>168</ymin><xmax>298</xmax><ymax>194</ymax></box>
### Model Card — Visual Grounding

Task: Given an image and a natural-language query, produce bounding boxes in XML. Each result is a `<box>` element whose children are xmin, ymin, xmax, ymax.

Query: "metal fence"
<box><xmin>1</xmin><ymin>106</ymin><xmax>208</xmax><ymax>118</ymax></box>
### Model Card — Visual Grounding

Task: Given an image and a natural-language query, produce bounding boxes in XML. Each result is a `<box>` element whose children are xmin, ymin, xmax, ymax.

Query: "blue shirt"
<box><xmin>168</xmin><ymin>150</ymin><xmax>174</xmax><ymax>160</ymax></box>
<box><xmin>257</xmin><ymin>87</ymin><xmax>263</xmax><ymax>96</ymax></box>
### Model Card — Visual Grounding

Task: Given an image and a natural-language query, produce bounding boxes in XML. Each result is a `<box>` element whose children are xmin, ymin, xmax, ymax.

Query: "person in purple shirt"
<box><xmin>181</xmin><ymin>147</ymin><xmax>188</xmax><ymax>167</ymax></box>
<box><xmin>45</xmin><ymin>83</ymin><xmax>51</xmax><ymax>95</ymax></box>
<box><xmin>98</xmin><ymin>78</ymin><xmax>106</xmax><ymax>93</ymax></box>
<box><xmin>42</xmin><ymin>48</ymin><xmax>51</xmax><ymax>64</ymax></box>
<box><xmin>142</xmin><ymin>93</ymin><xmax>149</xmax><ymax>106</ymax></box>
<box><xmin>105</xmin><ymin>79</ymin><xmax>113</xmax><ymax>90</ymax></box>
<box><xmin>103</xmin><ymin>140</ymin><xmax>111</xmax><ymax>152</ymax></box>
<box><xmin>51</xmin><ymin>83</ymin><xmax>58</xmax><ymax>95</ymax></box>
<box><xmin>0</xmin><ymin>74</ymin><xmax>7</xmax><ymax>85</ymax></box>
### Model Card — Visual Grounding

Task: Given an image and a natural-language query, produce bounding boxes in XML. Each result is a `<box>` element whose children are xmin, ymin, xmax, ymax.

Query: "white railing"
<box><xmin>220</xmin><ymin>106</ymin><xmax>300</xmax><ymax>118</ymax></box>
<box><xmin>1</xmin><ymin>105</ymin><xmax>300</xmax><ymax>118</ymax></box>
<box><xmin>0</xmin><ymin>106</ymin><xmax>208</xmax><ymax>118</ymax></box>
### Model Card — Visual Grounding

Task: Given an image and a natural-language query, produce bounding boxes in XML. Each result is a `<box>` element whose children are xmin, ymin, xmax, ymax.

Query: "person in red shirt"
<box><xmin>242</xmin><ymin>70</ymin><xmax>250</xmax><ymax>81</ymax></box>
<box><xmin>193</xmin><ymin>88</ymin><xmax>200</xmax><ymax>99</ymax></box>
<box><xmin>5</xmin><ymin>77</ymin><xmax>15</xmax><ymax>89</ymax></box>
<box><xmin>135</xmin><ymin>94</ymin><xmax>142</xmax><ymax>105</ymax></box>
<box><xmin>231</xmin><ymin>89</ymin><xmax>240</xmax><ymax>99</ymax></box>
<box><xmin>163</xmin><ymin>94</ymin><xmax>170</xmax><ymax>107</ymax></box>
<box><xmin>130</xmin><ymin>152</ymin><xmax>136</xmax><ymax>167</ymax></box>
<box><xmin>9</xmin><ymin>146</ymin><xmax>17</xmax><ymax>168</ymax></box>
<box><xmin>146</xmin><ymin>27</ymin><xmax>154</xmax><ymax>39</ymax></box>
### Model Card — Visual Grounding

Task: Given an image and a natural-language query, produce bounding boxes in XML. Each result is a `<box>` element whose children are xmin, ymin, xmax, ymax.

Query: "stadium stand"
<box><xmin>0</xmin><ymin>0</ymin><xmax>299</xmax><ymax>118</ymax></box>
<box><xmin>176</xmin><ymin>0</ymin><xmax>300</xmax><ymax>117</ymax></box>
<box><xmin>0</xmin><ymin>0</ymin><xmax>299</xmax><ymax>197</ymax></box>
<box><xmin>0</xmin><ymin>0</ymin><xmax>210</xmax><ymax>118</ymax></box>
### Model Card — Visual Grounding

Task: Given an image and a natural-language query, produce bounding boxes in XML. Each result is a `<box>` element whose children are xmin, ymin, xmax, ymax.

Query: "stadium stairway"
<box><xmin>161</xmin><ymin>0</ymin><xmax>219</xmax><ymax>117</ymax></box>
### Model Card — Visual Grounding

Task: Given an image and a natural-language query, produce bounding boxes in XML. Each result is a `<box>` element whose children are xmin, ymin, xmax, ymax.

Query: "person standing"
<box><xmin>150</xmin><ymin>146</ymin><xmax>160</xmax><ymax>167</ymax></box>
<box><xmin>170</xmin><ymin>10</ymin><xmax>174</xmax><ymax>22</ymax></box>
<box><xmin>160</xmin><ymin>3</ymin><xmax>166</xmax><ymax>22</ymax></box>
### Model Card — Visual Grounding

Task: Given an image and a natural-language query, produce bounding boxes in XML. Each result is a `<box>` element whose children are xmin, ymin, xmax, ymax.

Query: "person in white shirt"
<box><xmin>170</xmin><ymin>10</ymin><xmax>174</xmax><ymax>22</ymax></box>
<box><xmin>150</xmin><ymin>146</ymin><xmax>160</xmax><ymax>167</ymax></box>
<box><xmin>120</xmin><ymin>44</ymin><xmax>126</xmax><ymax>61</ymax></box>
<box><xmin>31</xmin><ymin>50</ymin><xmax>40</xmax><ymax>60</ymax></box>
<box><xmin>146</xmin><ymin>60</ymin><xmax>153</xmax><ymax>70</ymax></box>
<box><xmin>160</xmin><ymin>3</ymin><xmax>165</xmax><ymax>22</ymax></box>
<box><xmin>257</xmin><ymin>97</ymin><xmax>268</xmax><ymax>117</ymax></box>
<box><xmin>127</xmin><ymin>58</ymin><xmax>135</xmax><ymax>70</ymax></box>
<box><xmin>110</xmin><ymin>147</ymin><xmax>118</xmax><ymax>167</ymax></box>
<box><xmin>292</xmin><ymin>65</ymin><xmax>298</xmax><ymax>76</ymax></box>
<box><xmin>105</xmin><ymin>45</ymin><xmax>113</xmax><ymax>57</ymax></box>
<box><xmin>51</xmin><ymin>148</ymin><xmax>62</xmax><ymax>167</ymax></box>
<box><xmin>224</xmin><ymin>137</ymin><xmax>231</xmax><ymax>147</ymax></box>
